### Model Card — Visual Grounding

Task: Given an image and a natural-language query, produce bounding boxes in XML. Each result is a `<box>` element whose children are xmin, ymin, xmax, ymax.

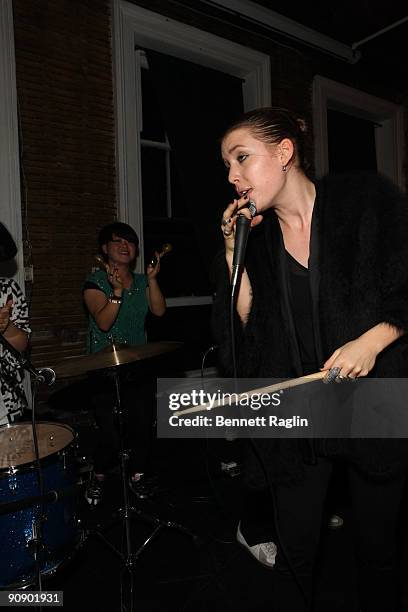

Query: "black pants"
<box><xmin>269</xmin><ymin>458</ymin><xmax>404</xmax><ymax>612</ymax></box>
<box><xmin>240</xmin><ymin>488</ymin><xmax>277</xmax><ymax>545</ymax></box>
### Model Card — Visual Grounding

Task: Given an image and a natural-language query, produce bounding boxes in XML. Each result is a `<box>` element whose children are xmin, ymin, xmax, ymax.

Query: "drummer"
<box><xmin>0</xmin><ymin>225</ymin><xmax>31</xmax><ymax>426</ymax></box>
<box><xmin>83</xmin><ymin>222</ymin><xmax>166</xmax><ymax>504</ymax></box>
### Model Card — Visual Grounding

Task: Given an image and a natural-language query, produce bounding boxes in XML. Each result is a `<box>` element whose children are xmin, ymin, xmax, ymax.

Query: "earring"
<box><xmin>282</xmin><ymin>164</ymin><xmax>287</xmax><ymax>172</ymax></box>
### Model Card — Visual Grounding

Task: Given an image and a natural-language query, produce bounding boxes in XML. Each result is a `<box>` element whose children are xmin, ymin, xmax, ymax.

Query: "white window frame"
<box><xmin>139</xmin><ymin>52</ymin><xmax>173</xmax><ymax>219</ymax></box>
<box><xmin>0</xmin><ymin>0</ymin><xmax>32</xmax><ymax>402</ymax></box>
<box><xmin>313</xmin><ymin>75</ymin><xmax>404</xmax><ymax>189</ymax></box>
<box><xmin>112</xmin><ymin>1</ymin><xmax>271</xmax><ymax>305</ymax></box>
<box><xmin>0</xmin><ymin>0</ymin><xmax>24</xmax><ymax>287</ymax></box>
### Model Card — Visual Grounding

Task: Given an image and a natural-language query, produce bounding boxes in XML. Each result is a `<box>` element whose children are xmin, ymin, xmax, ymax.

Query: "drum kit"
<box><xmin>0</xmin><ymin>340</ymin><xmax>187</xmax><ymax>597</ymax></box>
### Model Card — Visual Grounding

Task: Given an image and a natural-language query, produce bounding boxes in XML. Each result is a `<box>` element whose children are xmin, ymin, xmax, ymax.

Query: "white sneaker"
<box><xmin>328</xmin><ymin>514</ymin><xmax>344</xmax><ymax>529</ymax></box>
<box><xmin>236</xmin><ymin>521</ymin><xmax>277</xmax><ymax>568</ymax></box>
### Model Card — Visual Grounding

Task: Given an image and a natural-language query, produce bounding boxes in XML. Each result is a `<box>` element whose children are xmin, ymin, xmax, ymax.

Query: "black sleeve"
<box><xmin>376</xmin><ymin>175</ymin><xmax>408</xmax><ymax>332</ymax></box>
<box><xmin>82</xmin><ymin>281</ymin><xmax>105</xmax><ymax>294</ymax></box>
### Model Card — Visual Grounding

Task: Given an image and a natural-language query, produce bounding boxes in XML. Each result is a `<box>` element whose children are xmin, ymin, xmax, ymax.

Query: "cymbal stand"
<box><xmin>92</xmin><ymin>365</ymin><xmax>196</xmax><ymax>612</ymax></box>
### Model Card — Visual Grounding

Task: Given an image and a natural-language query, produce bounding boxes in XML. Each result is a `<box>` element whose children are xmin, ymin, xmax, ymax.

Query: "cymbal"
<box><xmin>53</xmin><ymin>341</ymin><xmax>183</xmax><ymax>379</ymax></box>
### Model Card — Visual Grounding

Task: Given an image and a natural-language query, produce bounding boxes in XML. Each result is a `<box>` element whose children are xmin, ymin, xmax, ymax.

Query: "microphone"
<box><xmin>36</xmin><ymin>367</ymin><xmax>57</xmax><ymax>386</ymax></box>
<box><xmin>0</xmin><ymin>332</ymin><xmax>56</xmax><ymax>386</ymax></box>
<box><xmin>231</xmin><ymin>214</ymin><xmax>251</xmax><ymax>299</ymax></box>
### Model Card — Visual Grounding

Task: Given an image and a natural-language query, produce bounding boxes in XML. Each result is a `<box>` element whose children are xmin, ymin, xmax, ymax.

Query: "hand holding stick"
<box><xmin>174</xmin><ymin>371</ymin><xmax>326</xmax><ymax>416</ymax></box>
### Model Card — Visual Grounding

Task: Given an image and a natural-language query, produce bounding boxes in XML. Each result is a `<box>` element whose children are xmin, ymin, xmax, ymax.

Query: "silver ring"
<box><xmin>324</xmin><ymin>366</ymin><xmax>341</xmax><ymax>384</ymax></box>
<box><xmin>221</xmin><ymin>218</ymin><xmax>229</xmax><ymax>227</ymax></box>
<box><xmin>248</xmin><ymin>201</ymin><xmax>257</xmax><ymax>217</ymax></box>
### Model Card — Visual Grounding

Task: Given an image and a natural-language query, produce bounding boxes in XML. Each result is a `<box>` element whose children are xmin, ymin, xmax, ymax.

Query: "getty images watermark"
<box><xmin>157</xmin><ymin>379</ymin><xmax>312</xmax><ymax>438</ymax></box>
<box><xmin>158</xmin><ymin>377</ymin><xmax>408</xmax><ymax>439</ymax></box>
<box><xmin>167</xmin><ymin>388</ymin><xmax>307</xmax><ymax>429</ymax></box>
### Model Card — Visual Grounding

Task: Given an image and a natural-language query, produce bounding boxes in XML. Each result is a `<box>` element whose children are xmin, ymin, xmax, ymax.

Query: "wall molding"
<box><xmin>0</xmin><ymin>0</ymin><xmax>24</xmax><ymax>283</ymax></box>
<box><xmin>112</xmin><ymin>0</ymin><xmax>271</xmax><ymax>272</ymax></box>
<box><xmin>205</xmin><ymin>0</ymin><xmax>358</xmax><ymax>63</ymax></box>
<box><xmin>313</xmin><ymin>75</ymin><xmax>404</xmax><ymax>188</ymax></box>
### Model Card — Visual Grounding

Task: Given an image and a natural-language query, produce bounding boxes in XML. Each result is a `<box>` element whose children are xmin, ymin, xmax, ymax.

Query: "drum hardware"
<box><xmin>77</xmin><ymin>341</ymin><xmax>196</xmax><ymax>612</ymax></box>
<box><xmin>0</xmin><ymin>330</ymin><xmax>56</xmax><ymax>387</ymax></box>
<box><xmin>0</xmin><ymin>477</ymin><xmax>85</xmax><ymax>516</ymax></box>
<box><xmin>0</xmin><ymin>422</ymin><xmax>82</xmax><ymax>588</ymax></box>
<box><xmin>0</xmin><ymin>331</ymin><xmax>73</xmax><ymax>594</ymax></box>
<box><xmin>49</xmin><ymin>339</ymin><xmax>191</xmax><ymax>611</ymax></box>
<box><xmin>52</xmin><ymin>341</ymin><xmax>183</xmax><ymax>379</ymax></box>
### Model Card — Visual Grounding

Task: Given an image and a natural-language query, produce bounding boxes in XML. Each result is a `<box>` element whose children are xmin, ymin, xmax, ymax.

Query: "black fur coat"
<box><xmin>213</xmin><ymin>173</ymin><xmax>408</xmax><ymax>486</ymax></box>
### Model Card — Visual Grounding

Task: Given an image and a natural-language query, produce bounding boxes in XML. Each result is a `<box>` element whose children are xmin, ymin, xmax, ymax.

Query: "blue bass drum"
<box><xmin>0</xmin><ymin>422</ymin><xmax>80</xmax><ymax>587</ymax></box>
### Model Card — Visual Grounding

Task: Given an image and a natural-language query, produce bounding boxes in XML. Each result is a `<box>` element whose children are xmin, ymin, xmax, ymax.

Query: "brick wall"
<box><xmin>13</xmin><ymin>0</ymin><xmax>116</xmax><ymax>366</ymax></box>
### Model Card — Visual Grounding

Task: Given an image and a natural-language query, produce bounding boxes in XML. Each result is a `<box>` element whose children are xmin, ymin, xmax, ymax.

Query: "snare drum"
<box><xmin>0</xmin><ymin>422</ymin><xmax>80</xmax><ymax>587</ymax></box>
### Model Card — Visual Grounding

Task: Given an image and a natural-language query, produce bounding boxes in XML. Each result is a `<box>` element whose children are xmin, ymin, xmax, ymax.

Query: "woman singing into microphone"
<box><xmin>213</xmin><ymin>108</ymin><xmax>408</xmax><ymax>611</ymax></box>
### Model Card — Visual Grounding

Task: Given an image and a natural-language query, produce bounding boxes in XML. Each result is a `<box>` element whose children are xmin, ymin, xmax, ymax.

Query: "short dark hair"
<box><xmin>222</xmin><ymin>107</ymin><xmax>310</xmax><ymax>174</ymax></box>
<box><xmin>98</xmin><ymin>222</ymin><xmax>139</xmax><ymax>262</ymax></box>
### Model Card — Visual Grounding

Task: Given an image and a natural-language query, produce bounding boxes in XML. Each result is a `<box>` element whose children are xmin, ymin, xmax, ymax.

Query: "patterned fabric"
<box><xmin>84</xmin><ymin>269</ymin><xmax>148</xmax><ymax>353</ymax></box>
<box><xmin>0</xmin><ymin>278</ymin><xmax>31</xmax><ymax>425</ymax></box>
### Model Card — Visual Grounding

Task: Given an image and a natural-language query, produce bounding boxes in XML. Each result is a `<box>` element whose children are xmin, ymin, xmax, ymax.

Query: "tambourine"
<box><xmin>149</xmin><ymin>243</ymin><xmax>172</xmax><ymax>267</ymax></box>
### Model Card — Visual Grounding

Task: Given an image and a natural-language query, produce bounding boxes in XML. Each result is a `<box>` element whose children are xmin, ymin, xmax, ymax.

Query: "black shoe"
<box><xmin>85</xmin><ymin>473</ymin><xmax>104</xmax><ymax>506</ymax></box>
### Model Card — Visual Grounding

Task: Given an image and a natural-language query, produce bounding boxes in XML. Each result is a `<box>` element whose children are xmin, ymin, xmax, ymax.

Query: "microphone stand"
<box><xmin>0</xmin><ymin>331</ymin><xmax>56</xmax><ymax>385</ymax></box>
<box><xmin>0</xmin><ymin>332</ymin><xmax>55</xmax><ymax>601</ymax></box>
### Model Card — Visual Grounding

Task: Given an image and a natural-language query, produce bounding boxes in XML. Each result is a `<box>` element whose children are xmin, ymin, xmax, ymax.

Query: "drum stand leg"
<box><xmin>90</xmin><ymin>369</ymin><xmax>197</xmax><ymax>612</ymax></box>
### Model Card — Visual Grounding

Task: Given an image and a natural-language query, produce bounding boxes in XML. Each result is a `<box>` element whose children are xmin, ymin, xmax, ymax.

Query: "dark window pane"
<box><xmin>328</xmin><ymin>109</ymin><xmax>378</xmax><ymax>174</ymax></box>
<box><xmin>143</xmin><ymin>218</ymin><xmax>211</xmax><ymax>298</ymax></box>
<box><xmin>146</xmin><ymin>304</ymin><xmax>216</xmax><ymax>371</ymax></box>
<box><xmin>141</xmin><ymin>67</ymin><xmax>166</xmax><ymax>142</ymax></box>
<box><xmin>141</xmin><ymin>51</ymin><xmax>243</xmax><ymax>298</ymax></box>
<box><xmin>170</xmin><ymin>154</ymin><xmax>189</xmax><ymax>219</ymax></box>
<box><xmin>142</xmin><ymin>151</ymin><xmax>191</xmax><ymax>221</ymax></box>
<box><xmin>145</xmin><ymin>50</ymin><xmax>243</xmax><ymax>278</ymax></box>
<box><xmin>141</xmin><ymin>147</ymin><xmax>167</xmax><ymax>218</ymax></box>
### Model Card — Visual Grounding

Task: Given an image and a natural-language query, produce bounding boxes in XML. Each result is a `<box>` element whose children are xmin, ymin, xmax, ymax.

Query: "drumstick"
<box><xmin>174</xmin><ymin>371</ymin><xmax>326</xmax><ymax>416</ymax></box>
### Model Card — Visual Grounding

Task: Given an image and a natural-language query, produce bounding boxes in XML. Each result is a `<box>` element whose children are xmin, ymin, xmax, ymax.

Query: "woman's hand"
<box><xmin>106</xmin><ymin>264</ymin><xmax>123</xmax><ymax>293</ymax></box>
<box><xmin>146</xmin><ymin>253</ymin><xmax>165</xmax><ymax>316</ymax></box>
<box><xmin>322</xmin><ymin>323</ymin><xmax>404</xmax><ymax>381</ymax></box>
<box><xmin>220</xmin><ymin>195</ymin><xmax>263</xmax><ymax>255</ymax></box>
<box><xmin>322</xmin><ymin>337</ymin><xmax>379</xmax><ymax>380</ymax></box>
<box><xmin>0</xmin><ymin>298</ymin><xmax>12</xmax><ymax>333</ymax></box>
<box><xmin>147</xmin><ymin>253</ymin><xmax>160</xmax><ymax>280</ymax></box>
<box><xmin>220</xmin><ymin>195</ymin><xmax>262</xmax><ymax>326</ymax></box>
